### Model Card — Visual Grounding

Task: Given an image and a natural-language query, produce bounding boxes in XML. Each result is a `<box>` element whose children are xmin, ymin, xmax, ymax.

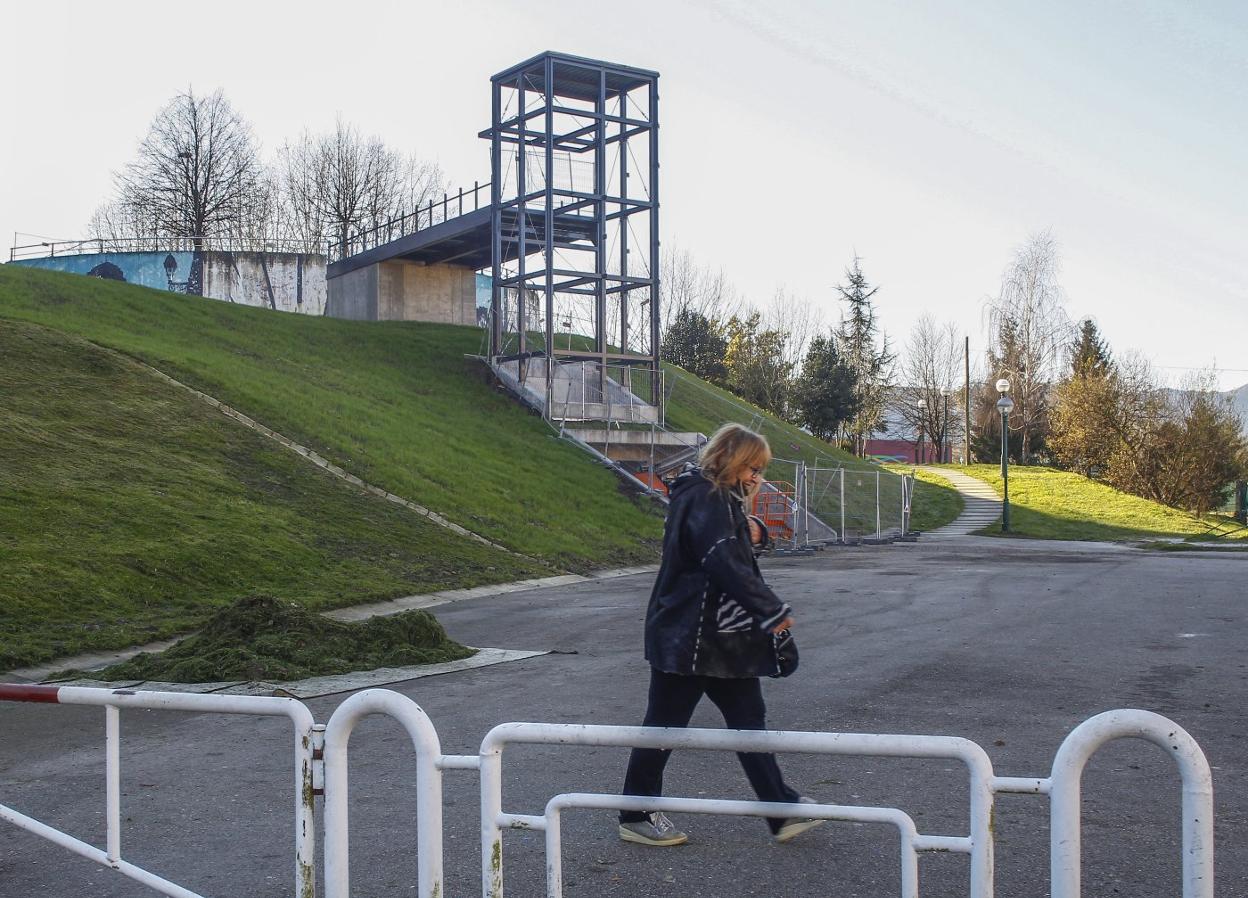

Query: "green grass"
<box><xmin>0</xmin><ymin>266</ymin><xmax>662</xmax><ymax>572</ymax></box>
<box><xmin>0</xmin><ymin>265</ymin><xmax>924</xmax><ymax>669</ymax></box>
<box><xmin>884</xmin><ymin>466</ymin><xmax>965</xmax><ymax>532</ymax></box>
<box><xmin>0</xmin><ymin>317</ymin><xmax>549</xmax><ymax>669</ymax></box>
<box><xmin>958</xmin><ymin>464</ymin><xmax>1248</xmax><ymax>542</ymax></box>
<box><xmin>72</xmin><ymin>595</ymin><xmax>475</xmax><ymax>683</ymax></box>
<box><xmin>663</xmin><ymin>366</ymin><xmax>858</xmax><ymax>469</ymax></box>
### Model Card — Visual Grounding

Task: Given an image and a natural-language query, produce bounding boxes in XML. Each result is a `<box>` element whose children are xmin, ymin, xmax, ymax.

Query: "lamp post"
<box><xmin>996</xmin><ymin>378</ymin><xmax>1014</xmax><ymax>533</ymax></box>
<box><xmin>916</xmin><ymin>397</ymin><xmax>927</xmax><ymax>464</ymax></box>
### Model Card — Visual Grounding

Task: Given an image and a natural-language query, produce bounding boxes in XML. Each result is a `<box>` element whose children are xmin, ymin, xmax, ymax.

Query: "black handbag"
<box><xmin>772</xmin><ymin>629</ymin><xmax>799</xmax><ymax>678</ymax></box>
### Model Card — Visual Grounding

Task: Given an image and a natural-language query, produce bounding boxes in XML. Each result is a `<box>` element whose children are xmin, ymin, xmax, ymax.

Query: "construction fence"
<box><xmin>757</xmin><ymin>459</ymin><xmax>914</xmax><ymax>549</ymax></box>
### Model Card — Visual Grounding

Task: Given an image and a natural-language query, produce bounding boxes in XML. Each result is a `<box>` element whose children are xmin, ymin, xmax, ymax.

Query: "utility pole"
<box><xmin>963</xmin><ymin>335</ymin><xmax>971</xmax><ymax>464</ymax></box>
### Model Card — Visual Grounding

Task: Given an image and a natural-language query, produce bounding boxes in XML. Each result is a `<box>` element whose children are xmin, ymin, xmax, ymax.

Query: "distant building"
<box><xmin>863</xmin><ymin>393</ymin><xmax>966</xmax><ymax>464</ymax></box>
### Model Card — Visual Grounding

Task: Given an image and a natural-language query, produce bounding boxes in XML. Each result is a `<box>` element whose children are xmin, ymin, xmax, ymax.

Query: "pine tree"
<box><xmin>833</xmin><ymin>258</ymin><xmax>894</xmax><ymax>455</ymax></box>
<box><xmin>1070</xmin><ymin>318</ymin><xmax>1113</xmax><ymax>378</ymax></box>
<box><xmin>660</xmin><ymin>308</ymin><xmax>728</xmax><ymax>384</ymax></box>
<box><xmin>791</xmin><ymin>333</ymin><xmax>859</xmax><ymax>441</ymax></box>
<box><xmin>1050</xmin><ymin>319</ymin><xmax>1116</xmax><ymax>476</ymax></box>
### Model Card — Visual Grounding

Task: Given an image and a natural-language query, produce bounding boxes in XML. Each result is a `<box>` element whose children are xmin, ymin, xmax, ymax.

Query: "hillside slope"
<box><xmin>0</xmin><ymin>266</ymin><xmax>663</xmax><ymax>570</ymax></box>
<box><xmin>0</xmin><ymin>318</ymin><xmax>548</xmax><ymax>668</ymax></box>
<box><xmin>961</xmin><ymin>464</ymin><xmax>1247</xmax><ymax>542</ymax></box>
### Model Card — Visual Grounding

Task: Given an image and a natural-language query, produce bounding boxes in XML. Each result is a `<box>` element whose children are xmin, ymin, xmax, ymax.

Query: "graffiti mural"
<box><xmin>13</xmin><ymin>251</ymin><xmax>327</xmax><ymax>315</ymax></box>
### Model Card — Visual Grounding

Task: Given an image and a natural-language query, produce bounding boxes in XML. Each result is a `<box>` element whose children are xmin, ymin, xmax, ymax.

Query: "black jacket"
<box><xmin>643</xmin><ymin>467</ymin><xmax>793</xmax><ymax>678</ymax></box>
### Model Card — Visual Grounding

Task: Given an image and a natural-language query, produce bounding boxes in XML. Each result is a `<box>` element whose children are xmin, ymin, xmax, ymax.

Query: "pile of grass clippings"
<box><xmin>86</xmin><ymin>595</ymin><xmax>475</xmax><ymax>683</ymax></box>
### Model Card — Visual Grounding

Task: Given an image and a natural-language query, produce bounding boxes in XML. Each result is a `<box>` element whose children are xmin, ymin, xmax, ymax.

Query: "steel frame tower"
<box><xmin>485</xmin><ymin>52</ymin><xmax>661</xmax><ymax>413</ymax></box>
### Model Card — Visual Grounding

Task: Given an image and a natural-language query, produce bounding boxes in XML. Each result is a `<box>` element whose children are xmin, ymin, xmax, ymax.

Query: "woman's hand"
<box><xmin>770</xmin><ymin>617</ymin><xmax>794</xmax><ymax>634</ymax></box>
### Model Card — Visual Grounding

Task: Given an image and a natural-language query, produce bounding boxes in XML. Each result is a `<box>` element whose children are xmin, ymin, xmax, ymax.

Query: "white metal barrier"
<box><xmin>478</xmin><ymin>723</ymin><xmax>994</xmax><ymax>898</ymax></box>
<box><xmin>0</xmin><ymin>683</ymin><xmax>316</xmax><ymax>898</ymax></box>
<box><xmin>321</xmin><ymin>689</ymin><xmax>448</xmax><ymax>898</ymax></box>
<box><xmin>0</xmin><ymin>686</ymin><xmax>1215</xmax><ymax>898</ymax></box>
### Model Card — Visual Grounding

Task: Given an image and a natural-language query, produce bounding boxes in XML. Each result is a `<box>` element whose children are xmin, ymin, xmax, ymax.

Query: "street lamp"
<box><xmin>916</xmin><ymin>397</ymin><xmax>927</xmax><ymax>464</ymax></box>
<box><xmin>996</xmin><ymin>378</ymin><xmax>1014</xmax><ymax>533</ymax></box>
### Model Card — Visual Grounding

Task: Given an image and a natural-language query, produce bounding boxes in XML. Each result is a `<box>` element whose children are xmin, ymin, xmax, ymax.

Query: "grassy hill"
<box><xmin>0</xmin><ymin>266</ymin><xmax>663</xmax><ymax>572</ymax></box>
<box><xmin>0</xmin><ymin>265</ymin><xmax>941</xmax><ymax>667</ymax></box>
<box><xmin>0</xmin><ymin>317</ymin><xmax>548</xmax><ymax>669</ymax></box>
<box><xmin>959</xmin><ymin>464</ymin><xmax>1248</xmax><ymax>542</ymax></box>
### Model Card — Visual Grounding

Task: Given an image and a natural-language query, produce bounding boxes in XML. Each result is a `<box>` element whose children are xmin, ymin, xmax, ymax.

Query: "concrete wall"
<box><xmin>325</xmin><ymin>265</ymin><xmax>379</xmax><ymax>321</ymax></box>
<box><xmin>203</xmin><ymin>252</ymin><xmax>326</xmax><ymax>314</ymax></box>
<box><xmin>327</xmin><ymin>260</ymin><xmax>478</xmax><ymax>324</ymax></box>
<box><xmin>12</xmin><ymin>251</ymin><xmax>327</xmax><ymax>315</ymax></box>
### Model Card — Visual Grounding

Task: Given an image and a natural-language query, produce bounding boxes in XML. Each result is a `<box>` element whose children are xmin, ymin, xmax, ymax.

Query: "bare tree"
<box><xmin>115</xmin><ymin>88</ymin><xmax>263</xmax><ymax>251</ymax></box>
<box><xmin>86</xmin><ymin>200</ymin><xmax>158</xmax><ymax>243</ymax></box>
<box><xmin>278</xmin><ymin>118</ymin><xmax>446</xmax><ymax>251</ymax></box>
<box><xmin>764</xmin><ymin>288</ymin><xmax>823</xmax><ymax>374</ymax></box>
<box><xmin>659</xmin><ymin>246</ymin><xmax>742</xmax><ymax>336</ymax></box>
<box><xmin>984</xmin><ymin>230</ymin><xmax>1073</xmax><ymax>459</ymax></box>
<box><xmin>896</xmin><ymin>316</ymin><xmax>963</xmax><ymax>462</ymax></box>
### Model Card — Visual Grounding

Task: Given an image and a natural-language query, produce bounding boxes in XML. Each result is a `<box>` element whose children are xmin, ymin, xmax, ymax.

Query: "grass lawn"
<box><xmin>958</xmin><ymin>464</ymin><xmax>1248</xmax><ymax>542</ymax></box>
<box><xmin>0</xmin><ymin>318</ymin><xmax>549</xmax><ymax>669</ymax></box>
<box><xmin>0</xmin><ymin>265</ymin><xmax>662</xmax><ymax>571</ymax></box>
<box><xmin>0</xmin><ymin>265</ymin><xmax>918</xmax><ymax>668</ymax></box>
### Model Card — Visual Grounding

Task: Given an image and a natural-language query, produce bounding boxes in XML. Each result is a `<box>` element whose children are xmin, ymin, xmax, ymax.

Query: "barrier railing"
<box><xmin>328</xmin><ymin>181</ymin><xmax>491</xmax><ymax>263</ymax></box>
<box><xmin>9</xmin><ymin>236</ymin><xmax>327</xmax><ymax>261</ymax></box>
<box><xmin>0</xmin><ymin>683</ymin><xmax>316</xmax><ymax>898</ymax></box>
<box><xmin>0</xmin><ymin>686</ymin><xmax>1215</xmax><ymax>898</ymax></box>
<box><xmin>478</xmin><ymin>722</ymin><xmax>995</xmax><ymax>898</ymax></box>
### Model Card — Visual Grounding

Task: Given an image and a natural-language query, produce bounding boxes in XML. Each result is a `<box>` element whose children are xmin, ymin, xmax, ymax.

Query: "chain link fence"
<box><xmin>758</xmin><ymin>459</ymin><xmax>913</xmax><ymax>548</ymax></box>
<box><xmin>658</xmin><ymin>367</ymin><xmax>917</xmax><ymax>548</ymax></box>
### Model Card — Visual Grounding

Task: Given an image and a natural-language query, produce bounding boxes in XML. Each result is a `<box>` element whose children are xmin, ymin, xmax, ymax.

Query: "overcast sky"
<box><xmin>2</xmin><ymin>0</ymin><xmax>1244</xmax><ymax>389</ymax></box>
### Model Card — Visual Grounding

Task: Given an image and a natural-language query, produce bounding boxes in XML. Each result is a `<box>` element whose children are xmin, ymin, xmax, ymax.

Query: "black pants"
<box><xmin>620</xmin><ymin>668</ymin><xmax>799</xmax><ymax>832</ymax></box>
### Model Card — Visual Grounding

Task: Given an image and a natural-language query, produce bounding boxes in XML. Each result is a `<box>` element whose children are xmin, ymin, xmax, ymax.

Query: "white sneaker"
<box><xmin>619</xmin><ymin>812</ymin><xmax>689</xmax><ymax>846</ymax></box>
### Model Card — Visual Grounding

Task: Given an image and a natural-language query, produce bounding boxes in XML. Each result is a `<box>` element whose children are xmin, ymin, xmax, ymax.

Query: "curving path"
<box><xmin>916</xmin><ymin>466</ymin><xmax>1002</xmax><ymax>538</ymax></box>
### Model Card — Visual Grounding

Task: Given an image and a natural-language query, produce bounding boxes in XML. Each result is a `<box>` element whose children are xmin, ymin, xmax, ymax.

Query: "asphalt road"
<box><xmin>1</xmin><ymin>539</ymin><xmax>1244</xmax><ymax>898</ymax></box>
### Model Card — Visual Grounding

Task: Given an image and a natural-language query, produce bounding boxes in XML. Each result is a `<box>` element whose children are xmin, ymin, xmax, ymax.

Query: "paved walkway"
<box><xmin>916</xmin><ymin>466</ymin><xmax>1002</xmax><ymax>538</ymax></box>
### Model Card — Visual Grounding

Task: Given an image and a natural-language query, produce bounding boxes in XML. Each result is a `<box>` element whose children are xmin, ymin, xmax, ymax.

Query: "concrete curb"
<box><xmin>324</xmin><ymin>564</ymin><xmax>659</xmax><ymax>621</ymax></box>
<box><xmin>41</xmin><ymin>647</ymin><xmax>550</xmax><ymax>699</ymax></box>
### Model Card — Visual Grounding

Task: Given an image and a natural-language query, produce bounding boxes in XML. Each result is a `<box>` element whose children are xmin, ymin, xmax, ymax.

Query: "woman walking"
<box><xmin>618</xmin><ymin>423</ymin><xmax>823</xmax><ymax>846</ymax></box>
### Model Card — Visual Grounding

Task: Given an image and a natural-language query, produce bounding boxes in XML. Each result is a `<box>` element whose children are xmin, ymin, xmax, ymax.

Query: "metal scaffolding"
<box><xmin>484</xmin><ymin>52</ymin><xmax>662</xmax><ymax>414</ymax></box>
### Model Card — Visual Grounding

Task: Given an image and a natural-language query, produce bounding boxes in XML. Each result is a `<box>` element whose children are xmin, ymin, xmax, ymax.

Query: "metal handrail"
<box><xmin>328</xmin><ymin>180</ymin><xmax>491</xmax><ymax>263</ymax></box>
<box><xmin>9</xmin><ymin>235</ymin><xmax>328</xmax><ymax>262</ymax></box>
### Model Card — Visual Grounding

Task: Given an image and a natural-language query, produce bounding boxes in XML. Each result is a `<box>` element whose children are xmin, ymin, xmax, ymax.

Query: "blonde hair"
<box><xmin>699</xmin><ymin>423</ymin><xmax>771</xmax><ymax>499</ymax></box>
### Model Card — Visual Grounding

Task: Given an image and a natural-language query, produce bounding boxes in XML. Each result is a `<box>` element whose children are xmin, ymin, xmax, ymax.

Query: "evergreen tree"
<box><xmin>660</xmin><ymin>308</ymin><xmax>728</xmax><ymax>384</ymax></box>
<box><xmin>1050</xmin><ymin>319</ymin><xmax>1116</xmax><ymax>475</ymax></box>
<box><xmin>791</xmin><ymin>333</ymin><xmax>859</xmax><ymax>441</ymax></box>
<box><xmin>833</xmin><ymin>258</ymin><xmax>894</xmax><ymax>455</ymax></box>
<box><xmin>1070</xmin><ymin>318</ymin><xmax>1113</xmax><ymax>378</ymax></box>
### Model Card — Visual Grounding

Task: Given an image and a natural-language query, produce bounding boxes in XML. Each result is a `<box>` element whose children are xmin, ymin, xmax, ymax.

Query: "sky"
<box><xmin>2</xmin><ymin>0</ymin><xmax>1245</xmax><ymax>390</ymax></box>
